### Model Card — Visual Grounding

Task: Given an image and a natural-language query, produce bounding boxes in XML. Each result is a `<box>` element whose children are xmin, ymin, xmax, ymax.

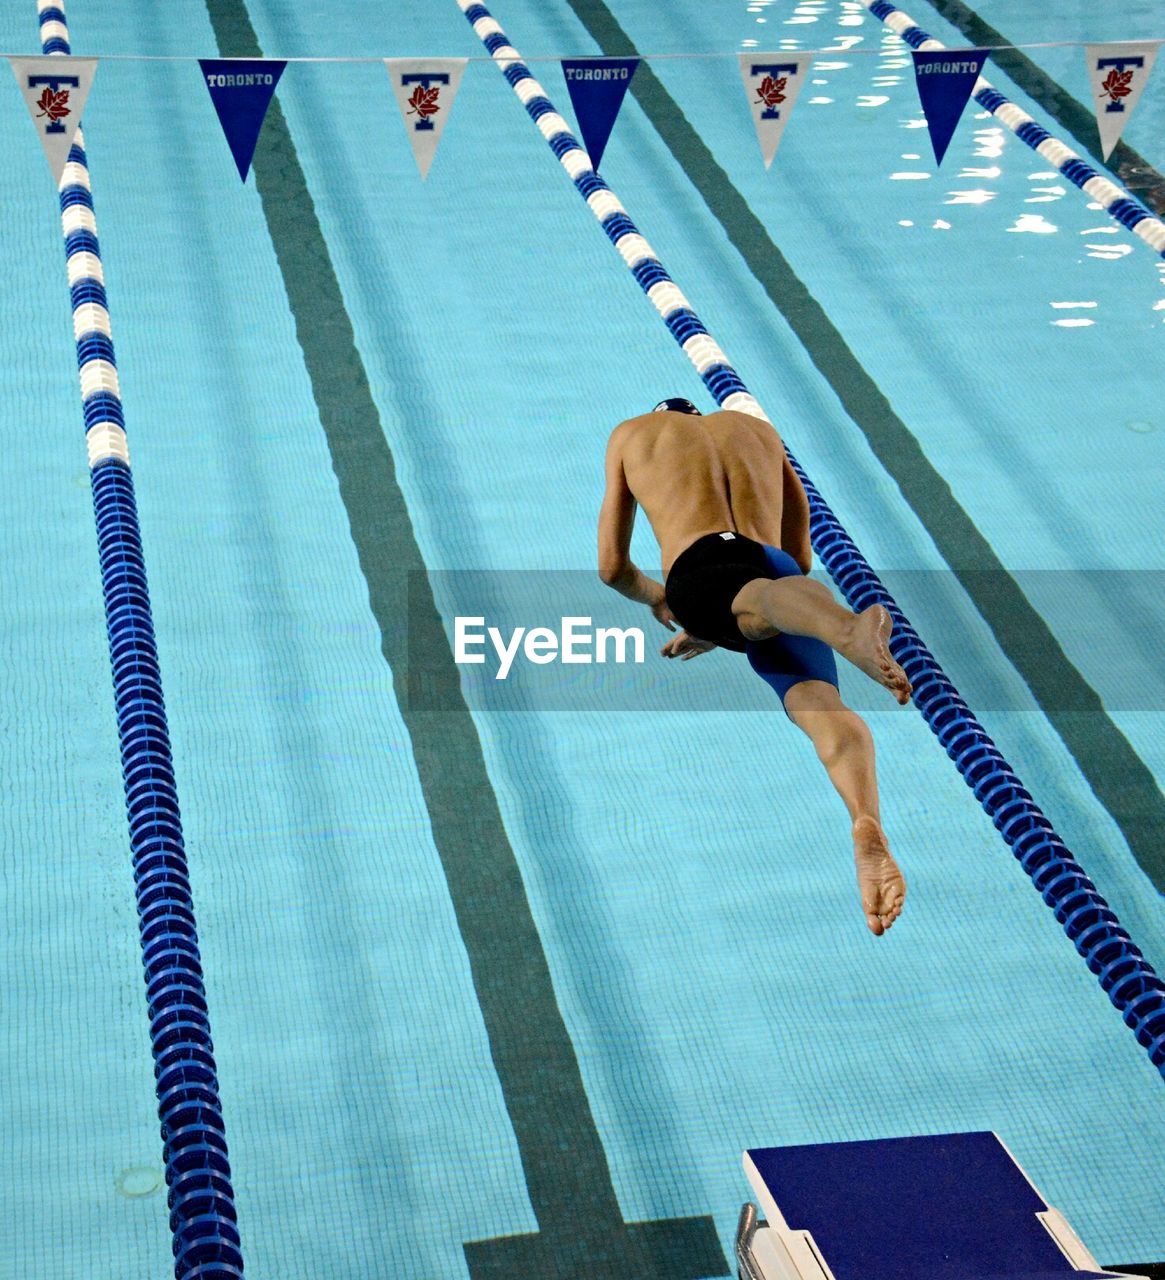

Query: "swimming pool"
<box><xmin>2</xmin><ymin>0</ymin><xmax>1164</xmax><ymax>1275</ymax></box>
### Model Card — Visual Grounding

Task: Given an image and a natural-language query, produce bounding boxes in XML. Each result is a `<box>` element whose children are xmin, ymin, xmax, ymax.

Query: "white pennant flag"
<box><xmin>738</xmin><ymin>53</ymin><xmax>814</xmax><ymax>169</ymax></box>
<box><xmin>385</xmin><ymin>59</ymin><xmax>467</xmax><ymax>180</ymax></box>
<box><xmin>1084</xmin><ymin>41</ymin><xmax>1160</xmax><ymax>161</ymax></box>
<box><xmin>9</xmin><ymin>56</ymin><xmax>97</xmax><ymax>184</ymax></box>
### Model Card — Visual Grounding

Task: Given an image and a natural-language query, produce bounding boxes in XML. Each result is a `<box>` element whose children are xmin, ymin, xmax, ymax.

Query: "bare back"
<box><xmin>615</xmin><ymin>410</ymin><xmax>787</xmax><ymax>573</ymax></box>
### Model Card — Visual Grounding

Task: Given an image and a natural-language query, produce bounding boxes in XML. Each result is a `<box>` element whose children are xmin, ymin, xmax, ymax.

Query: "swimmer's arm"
<box><xmin>780</xmin><ymin>451</ymin><xmax>813</xmax><ymax>574</ymax></box>
<box><xmin>598</xmin><ymin>432</ymin><xmax>666</xmax><ymax>611</ymax></box>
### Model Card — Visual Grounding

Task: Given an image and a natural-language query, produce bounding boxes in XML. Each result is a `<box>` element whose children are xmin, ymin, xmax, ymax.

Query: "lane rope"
<box><xmin>38</xmin><ymin>1</ymin><xmax>246</xmax><ymax>1273</ymax></box>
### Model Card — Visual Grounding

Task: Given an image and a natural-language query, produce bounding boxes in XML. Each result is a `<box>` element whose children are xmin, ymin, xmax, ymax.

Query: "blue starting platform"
<box><xmin>736</xmin><ymin>1132</ymin><xmax>1146</xmax><ymax>1280</ymax></box>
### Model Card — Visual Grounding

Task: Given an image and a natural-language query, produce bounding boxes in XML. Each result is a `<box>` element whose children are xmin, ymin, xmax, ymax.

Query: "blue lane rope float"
<box><xmin>456</xmin><ymin>0</ymin><xmax>1165</xmax><ymax>1078</ymax></box>
<box><xmin>37</xmin><ymin>2</ymin><xmax>246</xmax><ymax>1274</ymax></box>
<box><xmin>859</xmin><ymin>0</ymin><xmax>1165</xmax><ymax>259</ymax></box>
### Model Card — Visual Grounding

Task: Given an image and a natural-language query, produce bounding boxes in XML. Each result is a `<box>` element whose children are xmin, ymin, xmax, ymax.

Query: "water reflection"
<box><xmin>1008</xmin><ymin>213</ymin><xmax>1058</xmax><ymax>234</ymax></box>
<box><xmin>1085</xmin><ymin>242</ymin><xmax>1133</xmax><ymax>260</ymax></box>
<box><xmin>973</xmin><ymin>127</ymin><xmax>1005</xmax><ymax>159</ymax></box>
<box><xmin>1050</xmin><ymin>303</ymin><xmax>1097</xmax><ymax>327</ymax></box>
<box><xmin>946</xmin><ymin>189</ymin><xmax>996</xmax><ymax>205</ymax></box>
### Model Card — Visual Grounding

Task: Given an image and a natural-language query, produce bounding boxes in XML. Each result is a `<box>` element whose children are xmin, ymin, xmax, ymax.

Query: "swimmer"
<box><xmin>597</xmin><ymin>398</ymin><xmax>910</xmax><ymax>935</ymax></box>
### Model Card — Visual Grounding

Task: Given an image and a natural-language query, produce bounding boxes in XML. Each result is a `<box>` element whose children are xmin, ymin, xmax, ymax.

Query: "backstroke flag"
<box><xmin>911</xmin><ymin>48</ymin><xmax>989</xmax><ymax>165</ymax></box>
<box><xmin>386</xmin><ymin>59</ymin><xmax>467</xmax><ymax>180</ymax></box>
<box><xmin>738</xmin><ymin>53</ymin><xmax>814</xmax><ymax>169</ymax></box>
<box><xmin>9</xmin><ymin>56</ymin><xmax>97</xmax><ymax>184</ymax></box>
<box><xmin>1085</xmin><ymin>41</ymin><xmax>1160</xmax><ymax>161</ymax></box>
<box><xmin>561</xmin><ymin>58</ymin><xmax>639</xmax><ymax>171</ymax></box>
<box><xmin>199</xmin><ymin>59</ymin><xmax>286</xmax><ymax>181</ymax></box>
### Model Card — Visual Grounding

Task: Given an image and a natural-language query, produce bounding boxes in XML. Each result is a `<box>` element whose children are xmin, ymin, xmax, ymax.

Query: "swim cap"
<box><xmin>652</xmin><ymin>398</ymin><xmax>701</xmax><ymax>415</ymax></box>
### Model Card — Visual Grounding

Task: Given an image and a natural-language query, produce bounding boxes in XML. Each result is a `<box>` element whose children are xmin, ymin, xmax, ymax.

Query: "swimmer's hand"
<box><xmin>650</xmin><ymin>597</ymin><xmax>677</xmax><ymax>631</ymax></box>
<box><xmin>660</xmin><ymin>631</ymin><xmax>717</xmax><ymax>661</ymax></box>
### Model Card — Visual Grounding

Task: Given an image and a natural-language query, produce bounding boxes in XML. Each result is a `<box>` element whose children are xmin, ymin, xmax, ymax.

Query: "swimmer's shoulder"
<box><xmin>703</xmin><ymin>408</ymin><xmax>783</xmax><ymax>444</ymax></box>
<box><xmin>607</xmin><ymin>412</ymin><xmax>668</xmax><ymax>455</ymax></box>
<box><xmin>610</xmin><ymin>412</ymin><xmax>657</xmax><ymax>435</ymax></box>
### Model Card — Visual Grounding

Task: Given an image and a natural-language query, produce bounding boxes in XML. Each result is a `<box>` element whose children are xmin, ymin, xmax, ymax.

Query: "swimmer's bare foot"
<box><xmin>852</xmin><ymin>816</ymin><xmax>906</xmax><ymax>936</ymax></box>
<box><xmin>842</xmin><ymin>605</ymin><xmax>911</xmax><ymax>705</ymax></box>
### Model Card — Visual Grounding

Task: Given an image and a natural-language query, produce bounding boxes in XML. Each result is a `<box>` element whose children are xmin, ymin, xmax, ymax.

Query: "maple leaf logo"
<box><xmin>407</xmin><ymin>85</ymin><xmax>441</xmax><ymax>120</ymax></box>
<box><xmin>35</xmin><ymin>86</ymin><xmax>71</xmax><ymax>123</ymax></box>
<box><xmin>1100</xmin><ymin>67</ymin><xmax>1134</xmax><ymax>101</ymax></box>
<box><xmin>756</xmin><ymin>75</ymin><xmax>787</xmax><ymax>109</ymax></box>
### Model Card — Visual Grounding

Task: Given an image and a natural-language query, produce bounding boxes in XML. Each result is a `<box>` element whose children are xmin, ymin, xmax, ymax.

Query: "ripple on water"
<box><xmin>1025</xmin><ymin>186</ymin><xmax>1067</xmax><ymax>203</ymax></box>
<box><xmin>945</xmin><ymin>189</ymin><xmax>996</xmax><ymax>205</ymax></box>
<box><xmin>1008</xmin><ymin>213</ymin><xmax>1058</xmax><ymax>234</ymax></box>
<box><xmin>1085</xmin><ymin>242</ymin><xmax>1133</xmax><ymax>260</ymax></box>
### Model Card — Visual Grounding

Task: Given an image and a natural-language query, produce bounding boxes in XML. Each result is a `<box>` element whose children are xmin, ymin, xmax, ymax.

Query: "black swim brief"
<box><xmin>665</xmin><ymin>531</ymin><xmax>787</xmax><ymax>652</ymax></box>
<box><xmin>665</xmin><ymin>531</ymin><xmax>840</xmax><ymax>707</ymax></box>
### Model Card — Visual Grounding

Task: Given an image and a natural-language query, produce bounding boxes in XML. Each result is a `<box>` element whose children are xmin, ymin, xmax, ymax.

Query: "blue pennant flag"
<box><xmin>199</xmin><ymin>59</ymin><xmax>286</xmax><ymax>181</ymax></box>
<box><xmin>911</xmin><ymin>48</ymin><xmax>989</xmax><ymax>165</ymax></box>
<box><xmin>561</xmin><ymin>58</ymin><xmax>639</xmax><ymax>171</ymax></box>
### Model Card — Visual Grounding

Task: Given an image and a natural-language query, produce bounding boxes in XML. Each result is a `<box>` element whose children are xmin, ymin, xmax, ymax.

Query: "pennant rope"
<box><xmin>1</xmin><ymin>40</ymin><xmax>1160</xmax><ymax>62</ymax></box>
<box><xmin>859</xmin><ymin>0</ymin><xmax>1165</xmax><ymax>258</ymax></box>
<box><xmin>456</xmin><ymin>0</ymin><xmax>1165</xmax><ymax>1079</ymax></box>
<box><xmin>34</xmin><ymin>1</ymin><xmax>245</xmax><ymax>1274</ymax></box>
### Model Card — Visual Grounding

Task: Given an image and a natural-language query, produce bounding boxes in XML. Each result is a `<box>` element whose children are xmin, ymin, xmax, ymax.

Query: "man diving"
<box><xmin>597</xmin><ymin>398</ymin><xmax>912</xmax><ymax>936</ymax></box>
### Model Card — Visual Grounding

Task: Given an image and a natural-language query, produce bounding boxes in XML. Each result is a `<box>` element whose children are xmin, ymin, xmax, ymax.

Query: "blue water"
<box><xmin>1</xmin><ymin>0</ymin><xmax>1163</xmax><ymax>1276</ymax></box>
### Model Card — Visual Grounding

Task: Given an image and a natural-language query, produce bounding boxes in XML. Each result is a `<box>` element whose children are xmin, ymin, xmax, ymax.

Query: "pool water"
<box><xmin>1</xmin><ymin>0</ymin><xmax>1163</xmax><ymax>1276</ymax></box>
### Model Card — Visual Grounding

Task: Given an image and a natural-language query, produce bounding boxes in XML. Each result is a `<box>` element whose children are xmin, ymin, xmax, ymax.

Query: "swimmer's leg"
<box><xmin>733</xmin><ymin>554</ymin><xmax>911</xmax><ymax>705</ymax></box>
<box><xmin>782</xmin><ymin>680</ymin><xmax>879</xmax><ymax>825</ymax></box>
<box><xmin>783</xmin><ymin>680</ymin><xmax>906</xmax><ymax>936</ymax></box>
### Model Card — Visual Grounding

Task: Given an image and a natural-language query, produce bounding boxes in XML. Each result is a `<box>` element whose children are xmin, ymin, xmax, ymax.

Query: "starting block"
<box><xmin>735</xmin><ymin>1132</ymin><xmax>1148</xmax><ymax>1280</ymax></box>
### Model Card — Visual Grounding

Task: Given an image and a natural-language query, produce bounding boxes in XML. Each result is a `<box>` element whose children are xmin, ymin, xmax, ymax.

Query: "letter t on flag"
<box><xmin>1085</xmin><ymin>41</ymin><xmax>1160</xmax><ymax>161</ymax></box>
<box><xmin>738</xmin><ymin>53</ymin><xmax>814</xmax><ymax>169</ymax></box>
<box><xmin>9</xmin><ymin>56</ymin><xmax>97</xmax><ymax>184</ymax></box>
<box><xmin>198</xmin><ymin>59</ymin><xmax>286</xmax><ymax>182</ymax></box>
<box><xmin>561</xmin><ymin>58</ymin><xmax>639</xmax><ymax>171</ymax></box>
<box><xmin>911</xmin><ymin>48</ymin><xmax>989</xmax><ymax>165</ymax></box>
<box><xmin>386</xmin><ymin>59</ymin><xmax>467</xmax><ymax>180</ymax></box>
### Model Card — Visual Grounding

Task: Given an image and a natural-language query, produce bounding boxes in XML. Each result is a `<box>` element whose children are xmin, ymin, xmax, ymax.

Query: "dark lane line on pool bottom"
<box><xmin>203</xmin><ymin>2</ymin><xmax>730</xmax><ymax>1278</ymax></box>
<box><xmin>565</xmin><ymin>0</ymin><xmax>1165</xmax><ymax>895</ymax></box>
<box><xmin>921</xmin><ymin>0</ymin><xmax>1165</xmax><ymax>217</ymax></box>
